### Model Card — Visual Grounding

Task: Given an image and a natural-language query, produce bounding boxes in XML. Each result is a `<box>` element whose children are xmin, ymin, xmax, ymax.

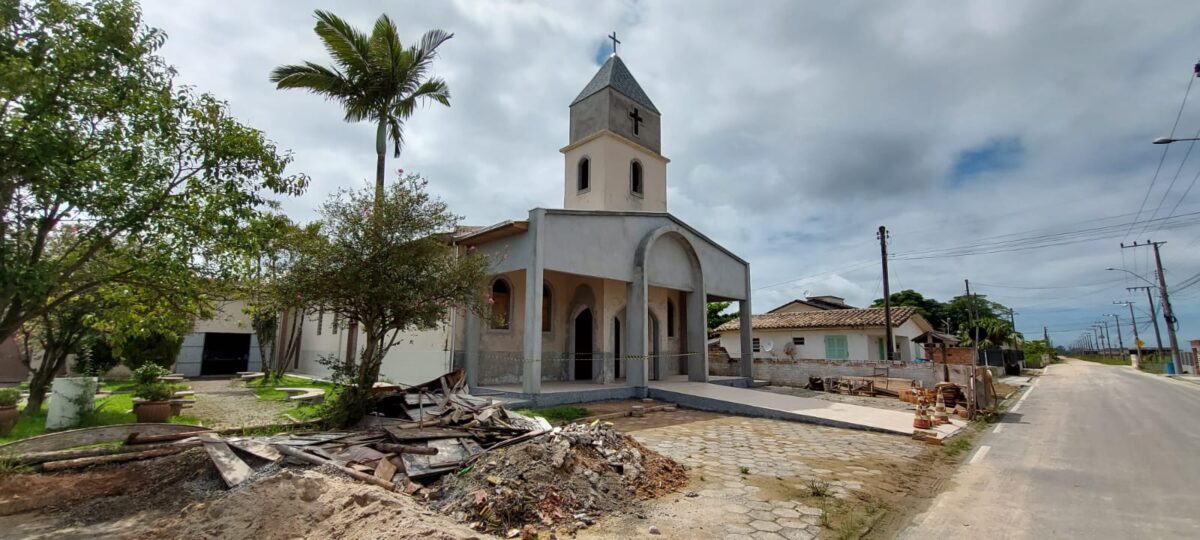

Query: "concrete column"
<box><xmin>739</xmin><ymin>298</ymin><xmax>754</xmax><ymax>379</ymax></box>
<box><xmin>521</xmin><ymin>210</ymin><xmax>545</xmax><ymax>394</ymax></box>
<box><xmin>687</xmin><ymin>290</ymin><xmax>708</xmax><ymax>382</ymax></box>
<box><xmin>465</xmin><ymin>309</ymin><xmax>481</xmax><ymax>389</ymax></box>
<box><xmin>626</xmin><ymin>279</ymin><xmax>649</xmax><ymax>390</ymax></box>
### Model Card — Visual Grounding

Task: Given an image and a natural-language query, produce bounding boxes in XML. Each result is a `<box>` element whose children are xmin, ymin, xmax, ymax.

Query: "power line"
<box><xmin>970</xmin><ymin>279</ymin><xmax>1124</xmax><ymax>290</ymax></box>
<box><xmin>1140</xmin><ymin>125</ymin><xmax>1200</xmax><ymax>237</ymax></box>
<box><xmin>891</xmin><ymin>210</ymin><xmax>1200</xmax><ymax>261</ymax></box>
<box><xmin>1123</xmin><ymin>68</ymin><xmax>1196</xmax><ymax>242</ymax></box>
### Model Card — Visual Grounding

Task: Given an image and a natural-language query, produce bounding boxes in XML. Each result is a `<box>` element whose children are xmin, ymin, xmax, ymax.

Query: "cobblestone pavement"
<box><xmin>187</xmin><ymin>379</ymin><xmax>293</xmax><ymax>429</ymax></box>
<box><xmin>581</xmin><ymin>413</ymin><xmax>924</xmax><ymax>540</ymax></box>
<box><xmin>762</xmin><ymin>385</ymin><xmax>916</xmax><ymax>412</ymax></box>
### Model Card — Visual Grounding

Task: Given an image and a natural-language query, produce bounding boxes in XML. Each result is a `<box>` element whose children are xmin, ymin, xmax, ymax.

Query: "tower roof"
<box><xmin>570</xmin><ymin>55</ymin><xmax>660</xmax><ymax>114</ymax></box>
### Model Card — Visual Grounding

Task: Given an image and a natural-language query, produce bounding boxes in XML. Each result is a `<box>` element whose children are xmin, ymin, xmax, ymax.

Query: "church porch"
<box><xmin>465</xmin><ymin>267</ymin><xmax>711</xmax><ymax>395</ymax></box>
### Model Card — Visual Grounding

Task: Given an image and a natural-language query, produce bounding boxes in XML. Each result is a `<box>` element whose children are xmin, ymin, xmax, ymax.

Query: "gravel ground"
<box><xmin>188</xmin><ymin>378</ymin><xmax>294</xmax><ymax>428</ymax></box>
<box><xmin>761</xmin><ymin>385</ymin><xmax>917</xmax><ymax>412</ymax></box>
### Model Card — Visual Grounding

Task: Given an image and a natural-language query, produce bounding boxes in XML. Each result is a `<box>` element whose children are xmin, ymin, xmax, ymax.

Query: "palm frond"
<box><xmin>418</xmin><ymin>29</ymin><xmax>454</xmax><ymax>56</ymax></box>
<box><xmin>386</xmin><ymin>116</ymin><xmax>405</xmax><ymax>158</ymax></box>
<box><xmin>269</xmin><ymin>62</ymin><xmax>353</xmax><ymax>96</ymax></box>
<box><xmin>313</xmin><ymin>10</ymin><xmax>371</xmax><ymax>77</ymax></box>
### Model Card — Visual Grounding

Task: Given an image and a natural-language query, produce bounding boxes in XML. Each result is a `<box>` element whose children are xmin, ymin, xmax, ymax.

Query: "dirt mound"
<box><xmin>149</xmin><ymin>468</ymin><xmax>483</xmax><ymax>540</ymax></box>
<box><xmin>0</xmin><ymin>447</ymin><xmax>213</xmax><ymax>518</ymax></box>
<box><xmin>431</xmin><ymin>422</ymin><xmax>687</xmax><ymax>536</ymax></box>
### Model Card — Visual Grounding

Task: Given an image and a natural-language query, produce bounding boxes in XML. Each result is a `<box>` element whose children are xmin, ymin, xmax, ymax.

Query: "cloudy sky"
<box><xmin>141</xmin><ymin>0</ymin><xmax>1200</xmax><ymax>350</ymax></box>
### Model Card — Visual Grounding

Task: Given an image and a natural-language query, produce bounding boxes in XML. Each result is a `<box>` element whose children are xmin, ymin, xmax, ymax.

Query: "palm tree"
<box><xmin>270</xmin><ymin>10</ymin><xmax>453</xmax><ymax>197</ymax></box>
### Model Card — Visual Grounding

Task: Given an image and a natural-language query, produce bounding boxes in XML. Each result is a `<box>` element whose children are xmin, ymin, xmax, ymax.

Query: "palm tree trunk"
<box><xmin>374</xmin><ymin>120</ymin><xmax>387</xmax><ymax>198</ymax></box>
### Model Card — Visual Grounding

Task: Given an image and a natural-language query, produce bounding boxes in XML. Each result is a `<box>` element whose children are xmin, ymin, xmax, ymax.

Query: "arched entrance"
<box><xmin>573</xmin><ymin>309</ymin><xmax>593</xmax><ymax>380</ymax></box>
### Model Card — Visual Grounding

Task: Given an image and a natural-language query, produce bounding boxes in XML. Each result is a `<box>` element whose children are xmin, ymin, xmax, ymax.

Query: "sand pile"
<box><xmin>150</xmin><ymin>468</ymin><xmax>483</xmax><ymax>540</ymax></box>
<box><xmin>430</xmin><ymin>421</ymin><xmax>687</xmax><ymax>536</ymax></box>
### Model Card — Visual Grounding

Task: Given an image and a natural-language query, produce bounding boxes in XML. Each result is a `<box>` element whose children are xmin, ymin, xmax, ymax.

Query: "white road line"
<box><xmin>993</xmin><ymin>422</ymin><xmax>1005</xmax><ymax>433</ymax></box>
<box><xmin>1010</xmin><ymin>402</ymin><xmax>1021</xmax><ymax>413</ymax></box>
<box><xmin>969</xmin><ymin>445</ymin><xmax>991</xmax><ymax>464</ymax></box>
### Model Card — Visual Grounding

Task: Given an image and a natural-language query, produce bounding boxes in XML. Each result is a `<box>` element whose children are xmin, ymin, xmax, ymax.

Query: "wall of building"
<box><xmin>193</xmin><ymin>299</ymin><xmax>253</xmax><ymax>334</ymax></box>
<box><xmin>709</xmin><ymin>357</ymin><xmax>940</xmax><ymax>387</ymax></box>
<box><xmin>562</xmin><ymin>134</ymin><xmax>667</xmax><ymax>213</ymax></box>
<box><xmin>539</xmin><ymin>211</ymin><xmax>748</xmax><ymax>300</ymax></box>
<box><xmin>293</xmin><ymin>309</ymin><xmax>454</xmax><ymax>386</ymax></box>
<box><xmin>717</xmin><ymin>319</ymin><xmax>927</xmax><ymax>362</ymax></box>
<box><xmin>472</xmin><ymin>268</ymin><xmax>689</xmax><ymax>385</ymax></box>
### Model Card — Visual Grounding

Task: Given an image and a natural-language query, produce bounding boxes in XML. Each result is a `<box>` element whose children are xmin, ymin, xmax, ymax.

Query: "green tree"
<box><xmin>0</xmin><ymin>0</ymin><xmax>307</xmax><ymax>343</ymax></box>
<box><xmin>871</xmin><ymin>290</ymin><xmax>946</xmax><ymax>327</ymax></box>
<box><xmin>17</xmin><ymin>231</ymin><xmax>203</xmax><ymax>414</ymax></box>
<box><xmin>707</xmin><ymin>301</ymin><xmax>737</xmax><ymax>333</ymax></box>
<box><xmin>239</xmin><ymin>213</ymin><xmax>307</xmax><ymax>382</ymax></box>
<box><xmin>280</xmin><ymin>176</ymin><xmax>487</xmax><ymax>426</ymax></box>
<box><xmin>270</xmin><ymin>10</ymin><xmax>453</xmax><ymax>197</ymax></box>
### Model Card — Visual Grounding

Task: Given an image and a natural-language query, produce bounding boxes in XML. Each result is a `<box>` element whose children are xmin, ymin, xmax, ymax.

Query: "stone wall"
<box><xmin>709</xmin><ymin>357</ymin><xmax>939</xmax><ymax>387</ymax></box>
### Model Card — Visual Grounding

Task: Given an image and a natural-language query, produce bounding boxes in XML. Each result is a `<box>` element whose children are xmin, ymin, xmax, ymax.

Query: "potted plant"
<box><xmin>0</xmin><ymin>388</ymin><xmax>20</xmax><ymax>436</ymax></box>
<box><xmin>131</xmin><ymin>364</ymin><xmax>174</xmax><ymax>423</ymax></box>
<box><xmin>133</xmin><ymin>382</ymin><xmax>174</xmax><ymax>423</ymax></box>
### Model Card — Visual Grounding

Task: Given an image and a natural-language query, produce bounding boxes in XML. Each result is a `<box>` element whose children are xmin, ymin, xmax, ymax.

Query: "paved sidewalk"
<box><xmin>649</xmin><ymin>381</ymin><xmax>965</xmax><ymax>437</ymax></box>
<box><xmin>581</xmin><ymin>414</ymin><xmax>926</xmax><ymax>540</ymax></box>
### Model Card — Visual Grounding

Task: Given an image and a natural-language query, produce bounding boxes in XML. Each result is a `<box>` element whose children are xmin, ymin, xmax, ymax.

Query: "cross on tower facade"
<box><xmin>629</xmin><ymin>107</ymin><xmax>643</xmax><ymax>135</ymax></box>
<box><xmin>608</xmin><ymin>31</ymin><xmax>620</xmax><ymax>55</ymax></box>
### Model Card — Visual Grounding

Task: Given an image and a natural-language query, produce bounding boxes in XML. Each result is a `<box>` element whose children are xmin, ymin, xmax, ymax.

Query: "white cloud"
<box><xmin>140</xmin><ymin>0</ymin><xmax>1200</xmax><ymax>345</ymax></box>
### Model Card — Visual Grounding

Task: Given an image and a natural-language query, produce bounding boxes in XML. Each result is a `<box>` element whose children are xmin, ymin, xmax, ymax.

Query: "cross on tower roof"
<box><xmin>608</xmin><ymin>31</ymin><xmax>620</xmax><ymax>56</ymax></box>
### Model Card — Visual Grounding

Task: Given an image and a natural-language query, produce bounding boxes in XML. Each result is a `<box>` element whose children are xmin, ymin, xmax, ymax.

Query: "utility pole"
<box><xmin>1101</xmin><ymin>320</ymin><xmax>1113</xmax><ymax>358</ymax></box>
<box><xmin>1043</xmin><ymin>326</ymin><xmax>1050</xmax><ymax>346</ymax></box>
<box><xmin>1003</xmin><ymin>308</ymin><xmax>1020</xmax><ymax>349</ymax></box>
<box><xmin>1122</xmin><ymin>241</ymin><xmax>1183</xmax><ymax>374</ymax></box>
<box><xmin>965</xmin><ymin>279</ymin><xmax>977</xmax><ymax>417</ymax></box>
<box><xmin>1107</xmin><ymin>313</ymin><xmax>1125</xmax><ymax>357</ymax></box>
<box><xmin>1115</xmin><ymin>301</ymin><xmax>1141</xmax><ymax>368</ymax></box>
<box><xmin>1128</xmin><ymin>286</ymin><xmax>1164</xmax><ymax>359</ymax></box>
<box><xmin>878</xmin><ymin>226</ymin><xmax>894</xmax><ymax>361</ymax></box>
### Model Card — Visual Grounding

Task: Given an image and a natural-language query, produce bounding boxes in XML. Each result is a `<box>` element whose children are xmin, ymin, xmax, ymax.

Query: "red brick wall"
<box><xmin>927</xmin><ymin>346</ymin><xmax>974</xmax><ymax>365</ymax></box>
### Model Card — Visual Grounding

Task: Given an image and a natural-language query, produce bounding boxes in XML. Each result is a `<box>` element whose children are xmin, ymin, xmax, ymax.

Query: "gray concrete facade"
<box><xmin>570</xmin><ymin>88</ymin><xmax>662</xmax><ymax>153</ymax></box>
<box><xmin>462</xmin><ymin>210</ymin><xmax>752</xmax><ymax>394</ymax></box>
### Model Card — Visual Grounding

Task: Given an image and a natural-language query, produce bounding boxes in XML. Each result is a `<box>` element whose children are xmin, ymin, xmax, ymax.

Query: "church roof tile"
<box><xmin>571</xmin><ymin>55</ymin><xmax>660</xmax><ymax>114</ymax></box>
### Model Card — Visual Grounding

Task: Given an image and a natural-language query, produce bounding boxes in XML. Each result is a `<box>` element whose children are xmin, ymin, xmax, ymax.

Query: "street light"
<box><xmin>1153</xmin><ymin>137</ymin><xmax>1200</xmax><ymax>144</ymax></box>
<box><xmin>1105</xmin><ymin>267</ymin><xmax>1157</xmax><ymax>287</ymax></box>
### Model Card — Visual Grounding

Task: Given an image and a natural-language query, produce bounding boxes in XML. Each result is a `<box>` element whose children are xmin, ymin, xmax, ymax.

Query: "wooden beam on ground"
<box><xmin>374</xmin><ymin>443</ymin><xmax>439</xmax><ymax>455</ymax></box>
<box><xmin>0</xmin><ymin>423</ymin><xmax>211</xmax><ymax>454</ymax></box>
<box><xmin>17</xmin><ymin>441</ymin><xmax>200</xmax><ymax>465</ymax></box>
<box><xmin>198</xmin><ymin>434</ymin><xmax>254</xmax><ymax>488</ymax></box>
<box><xmin>39</xmin><ymin>445</ymin><xmax>195</xmax><ymax>472</ymax></box>
<box><xmin>274</xmin><ymin>444</ymin><xmax>398</xmax><ymax>491</ymax></box>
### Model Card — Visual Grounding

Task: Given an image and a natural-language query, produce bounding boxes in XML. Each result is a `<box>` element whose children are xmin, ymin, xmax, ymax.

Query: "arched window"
<box><xmin>630</xmin><ymin>160</ymin><xmax>643</xmax><ymax>196</ymax></box>
<box><xmin>490</xmin><ymin>279</ymin><xmax>511</xmax><ymax>330</ymax></box>
<box><xmin>542</xmin><ymin>283</ymin><xmax>552</xmax><ymax>333</ymax></box>
<box><xmin>577</xmin><ymin>157</ymin><xmax>590</xmax><ymax>192</ymax></box>
<box><xmin>667</xmin><ymin>299</ymin><xmax>676</xmax><ymax>338</ymax></box>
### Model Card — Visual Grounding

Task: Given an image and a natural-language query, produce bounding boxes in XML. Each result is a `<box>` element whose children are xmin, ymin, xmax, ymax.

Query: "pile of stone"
<box><xmin>429</xmin><ymin>420</ymin><xmax>686</xmax><ymax>537</ymax></box>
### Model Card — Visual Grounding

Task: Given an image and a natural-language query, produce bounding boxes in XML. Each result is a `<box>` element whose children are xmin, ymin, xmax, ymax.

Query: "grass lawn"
<box><xmin>515</xmin><ymin>405</ymin><xmax>591</xmax><ymax>425</ymax></box>
<box><xmin>1075</xmin><ymin>354</ymin><xmax>1130</xmax><ymax>366</ymax></box>
<box><xmin>246</xmin><ymin>375</ymin><xmax>338</xmax><ymax>422</ymax></box>
<box><xmin>248</xmin><ymin>375</ymin><xmax>337</xmax><ymax>401</ymax></box>
<box><xmin>2</xmin><ymin>393</ymin><xmax>201</xmax><ymax>444</ymax></box>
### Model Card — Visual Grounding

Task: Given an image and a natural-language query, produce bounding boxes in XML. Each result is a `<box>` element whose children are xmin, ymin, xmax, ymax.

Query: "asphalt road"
<box><xmin>900</xmin><ymin>359</ymin><xmax>1200</xmax><ymax>539</ymax></box>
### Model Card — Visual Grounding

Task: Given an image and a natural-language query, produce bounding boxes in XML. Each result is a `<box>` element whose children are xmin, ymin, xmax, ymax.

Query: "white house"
<box><xmin>715</xmin><ymin>305</ymin><xmax>932</xmax><ymax>362</ymax></box>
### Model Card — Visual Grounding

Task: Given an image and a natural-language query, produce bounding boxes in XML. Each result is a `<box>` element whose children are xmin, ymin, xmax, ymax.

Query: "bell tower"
<box><xmin>561</xmin><ymin>36</ymin><xmax>668</xmax><ymax>213</ymax></box>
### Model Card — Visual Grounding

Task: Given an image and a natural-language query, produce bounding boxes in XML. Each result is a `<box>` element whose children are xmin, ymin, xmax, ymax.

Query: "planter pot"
<box><xmin>45</xmin><ymin>377</ymin><xmax>98</xmax><ymax>431</ymax></box>
<box><xmin>134</xmin><ymin>401</ymin><xmax>172</xmax><ymax>424</ymax></box>
<box><xmin>0</xmin><ymin>405</ymin><xmax>17</xmax><ymax>437</ymax></box>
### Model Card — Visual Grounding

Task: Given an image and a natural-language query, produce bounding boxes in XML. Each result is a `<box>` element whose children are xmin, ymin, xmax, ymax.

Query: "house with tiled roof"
<box><xmin>714</xmin><ymin>306</ymin><xmax>933</xmax><ymax>362</ymax></box>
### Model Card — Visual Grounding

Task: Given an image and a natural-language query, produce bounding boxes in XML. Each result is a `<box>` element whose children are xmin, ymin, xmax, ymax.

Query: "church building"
<box><xmin>454</xmin><ymin>48</ymin><xmax>755</xmax><ymax>396</ymax></box>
